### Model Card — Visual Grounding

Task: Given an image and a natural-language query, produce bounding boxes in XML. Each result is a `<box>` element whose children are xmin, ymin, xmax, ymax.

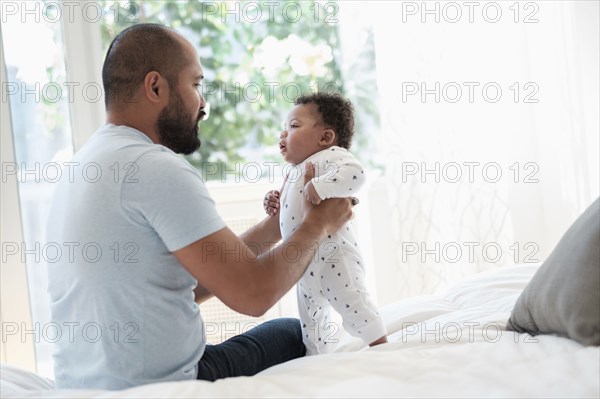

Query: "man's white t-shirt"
<box><xmin>46</xmin><ymin>124</ymin><xmax>225</xmax><ymax>390</ymax></box>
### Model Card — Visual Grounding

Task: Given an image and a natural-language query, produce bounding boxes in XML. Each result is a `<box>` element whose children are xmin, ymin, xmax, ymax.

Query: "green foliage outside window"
<box><xmin>101</xmin><ymin>1</ymin><xmax>381</xmax><ymax>181</ymax></box>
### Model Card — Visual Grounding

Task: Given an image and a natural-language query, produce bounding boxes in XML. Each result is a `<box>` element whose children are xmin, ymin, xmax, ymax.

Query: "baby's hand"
<box><xmin>303</xmin><ymin>180</ymin><xmax>322</xmax><ymax>205</ymax></box>
<box><xmin>263</xmin><ymin>190</ymin><xmax>280</xmax><ymax>215</ymax></box>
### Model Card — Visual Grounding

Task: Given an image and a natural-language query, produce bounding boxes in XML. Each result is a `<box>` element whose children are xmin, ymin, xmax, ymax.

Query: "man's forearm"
<box><xmin>239</xmin><ymin>214</ymin><xmax>282</xmax><ymax>256</ymax></box>
<box><xmin>251</xmin><ymin>220</ymin><xmax>326</xmax><ymax>312</ymax></box>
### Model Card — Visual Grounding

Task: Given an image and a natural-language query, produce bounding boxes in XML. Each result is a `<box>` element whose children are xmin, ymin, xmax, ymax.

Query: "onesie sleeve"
<box><xmin>311</xmin><ymin>147</ymin><xmax>366</xmax><ymax>200</ymax></box>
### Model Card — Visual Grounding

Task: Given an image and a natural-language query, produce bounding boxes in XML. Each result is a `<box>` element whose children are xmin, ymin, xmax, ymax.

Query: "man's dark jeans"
<box><xmin>197</xmin><ymin>318</ymin><xmax>306</xmax><ymax>381</ymax></box>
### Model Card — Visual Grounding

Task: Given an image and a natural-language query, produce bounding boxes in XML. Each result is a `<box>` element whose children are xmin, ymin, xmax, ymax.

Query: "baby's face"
<box><xmin>279</xmin><ymin>104</ymin><xmax>326</xmax><ymax>165</ymax></box>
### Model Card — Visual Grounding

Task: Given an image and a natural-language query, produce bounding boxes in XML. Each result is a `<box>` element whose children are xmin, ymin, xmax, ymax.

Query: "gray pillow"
<box><xmin>506</xmin><ymin>198</ymin><xmax>599</xmax><ymax>346</ymax></box>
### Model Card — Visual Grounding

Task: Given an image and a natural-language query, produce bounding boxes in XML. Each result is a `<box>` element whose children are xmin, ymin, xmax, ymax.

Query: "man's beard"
<box><xmin>156</xmin><ymin>92</ymin><xmax>204</xmax><ymax>155</ymax></box>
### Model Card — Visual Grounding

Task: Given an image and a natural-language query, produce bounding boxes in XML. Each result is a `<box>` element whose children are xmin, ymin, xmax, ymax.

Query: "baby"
<box><xmin>264</xmin><ymin>92</ymin><xmax>387</xmax><ymax>355</ymax></box>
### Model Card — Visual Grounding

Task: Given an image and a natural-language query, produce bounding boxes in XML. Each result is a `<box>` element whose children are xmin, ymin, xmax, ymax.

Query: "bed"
<box><xmin>2</xmin><ymin>264</ymin><xmax>599</xmax><ymax>398</ymax></box>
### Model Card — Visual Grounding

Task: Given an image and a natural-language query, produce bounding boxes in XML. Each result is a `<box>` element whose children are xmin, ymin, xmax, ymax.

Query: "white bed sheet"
<box><xmin>2</xmin><ymin>264</ymin><xmax>599</xmax><ymax>398</ymax></box>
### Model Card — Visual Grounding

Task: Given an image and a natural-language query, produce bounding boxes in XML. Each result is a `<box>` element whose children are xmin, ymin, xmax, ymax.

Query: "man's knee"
<box><xmin>263</xmin><ymin>318</ymin><xmax>305</xmax><ymax>356</ymax></box>
<box><xmin>272</xmin><ymin>317</ymin><xmax>301</xmax><ymax>336</ymax></box>
<box><xmin>279</xmin><ymin>318</ymin><xmax>305</xmax><ymax>356</ymax></box>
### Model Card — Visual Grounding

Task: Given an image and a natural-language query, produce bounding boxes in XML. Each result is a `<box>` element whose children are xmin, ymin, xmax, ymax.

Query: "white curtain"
<box><xmin>358</xmin><ymin>1</ymin><xmax>599</xmax><ymax>304</ymax></box>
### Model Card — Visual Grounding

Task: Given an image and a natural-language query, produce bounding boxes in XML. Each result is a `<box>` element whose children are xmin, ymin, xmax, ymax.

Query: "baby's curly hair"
<box><xmin>294</xmin><ymin>92</ymin><xmax>355</xmax><ymax>150</ymax></box>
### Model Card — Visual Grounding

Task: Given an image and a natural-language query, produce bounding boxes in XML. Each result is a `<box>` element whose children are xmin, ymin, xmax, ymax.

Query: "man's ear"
<box><xmin>144</xmin><ymin>71</ymin><xmax>166</xmax><ymax>104</ymax></box>
<box><xmin>320</xmin><ymin>129</ymin><xmax>336</xmax><ymax>146</ymax></box>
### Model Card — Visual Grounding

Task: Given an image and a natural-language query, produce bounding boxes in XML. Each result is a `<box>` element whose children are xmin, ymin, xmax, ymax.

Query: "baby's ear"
<box><xmin>320</xmin><ymin>129</ymin><xmax>336</xmax><ymax>146</ymax></box>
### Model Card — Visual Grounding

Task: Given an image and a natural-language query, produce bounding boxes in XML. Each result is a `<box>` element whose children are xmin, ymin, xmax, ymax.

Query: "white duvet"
<box><xmin>2</xmin><ymin>265</ymin><xmax>599</xmax><ymax>398</ymax></box>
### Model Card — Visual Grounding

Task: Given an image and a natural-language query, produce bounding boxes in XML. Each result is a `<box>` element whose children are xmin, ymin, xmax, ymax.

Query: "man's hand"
<box><xmin>263</xmin><ymin>190</ymin><xmax>280</xmax><ymax>216</ymax></box>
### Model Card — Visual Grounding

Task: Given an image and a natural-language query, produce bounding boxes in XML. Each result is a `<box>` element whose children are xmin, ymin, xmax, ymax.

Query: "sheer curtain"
<box><xmin>361</xmin><ymin>1</ymin><xmax>599</xmax><ymax>304</ymax></box>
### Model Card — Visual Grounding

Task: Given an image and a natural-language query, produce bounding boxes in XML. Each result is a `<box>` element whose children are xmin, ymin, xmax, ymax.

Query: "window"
<box><xmin>98</xmin><ymin>0</ymin><xmax>381</xmax><ymax>344</ymax></box>
<box><xmin>1</xmin><ymin>2</ymin><xmax>74</xmax><ymax>377</ymax></box>
<box><xmin>1</xmin><ymin>0</ymin><xmax>381</xmax><ymax>375</ymax></box>
<box><xmin>99</xmin><ymin>1</ymin><xmax>381</xmax><ymax>181</ymax></box>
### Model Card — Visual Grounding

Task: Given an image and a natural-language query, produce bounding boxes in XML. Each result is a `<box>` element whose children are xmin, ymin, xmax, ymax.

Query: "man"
<box><xmin>46</xmin><ymin>23</ymin><xmax>354</xmax><ymax>390</ymax></box>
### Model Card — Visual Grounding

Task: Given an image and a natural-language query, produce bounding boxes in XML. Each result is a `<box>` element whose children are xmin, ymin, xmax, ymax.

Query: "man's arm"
<box><xmin>238</xmin><ymin>170</ymin><xmax>288</xmax><ymax>252</ymax></box>
<box><xmin>175</xmin><ymin>204</ymin><xmax>348</xmax><ymax>316</ymax></box>
<box><xmin>192</xmin><ymin>207</ymin><xmax>282</xmax><ymax>306</ymax></box>
<box><xmin>238</xmin><ymin>212</ymin><xmax>282</xmax><ymax>257</ymax></box>
<box><xmin>194</xmin><ymin>181</ymin><xmax>283</xmax><ymax>306</ymax></box>
<box><xmin>174</xmin><ymin>167</ymin><xmax>354</xmax><ymax>317</ymax></box>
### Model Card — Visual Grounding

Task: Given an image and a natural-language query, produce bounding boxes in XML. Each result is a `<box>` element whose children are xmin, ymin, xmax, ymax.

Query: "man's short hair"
<box><xmin>102</xmin><ymin>23</ymin><xmax>187</xmax><ymax>109</ymax></box>
<box><xmin>294</xmin><ymin>92</ymin><xmax>355</xmax><ymax>150</ymax></box>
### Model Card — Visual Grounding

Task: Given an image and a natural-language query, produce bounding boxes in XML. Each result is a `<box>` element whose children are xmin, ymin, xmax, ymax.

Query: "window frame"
<box><xmin>0</xmin><ymin>24</ymin><xmax>36</xmax><ymax>370</ymax></box>
<box><xmin>0</xmin><ymin>12</ymin><xmax>105</xmax><ymax>372</ymax></box>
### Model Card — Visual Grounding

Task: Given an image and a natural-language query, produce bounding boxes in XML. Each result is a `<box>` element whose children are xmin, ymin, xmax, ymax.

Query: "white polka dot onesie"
<box><xmin>279</xmin><ymin>146</ymin><xmax>387</xmax><ymax>355</ymax></box>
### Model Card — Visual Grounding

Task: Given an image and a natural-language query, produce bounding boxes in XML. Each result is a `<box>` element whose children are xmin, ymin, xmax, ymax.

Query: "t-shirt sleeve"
<box><xmin>120</xmin><ymin>149</ymin><xmax>226</xmax><ymax>252</ymax></box>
